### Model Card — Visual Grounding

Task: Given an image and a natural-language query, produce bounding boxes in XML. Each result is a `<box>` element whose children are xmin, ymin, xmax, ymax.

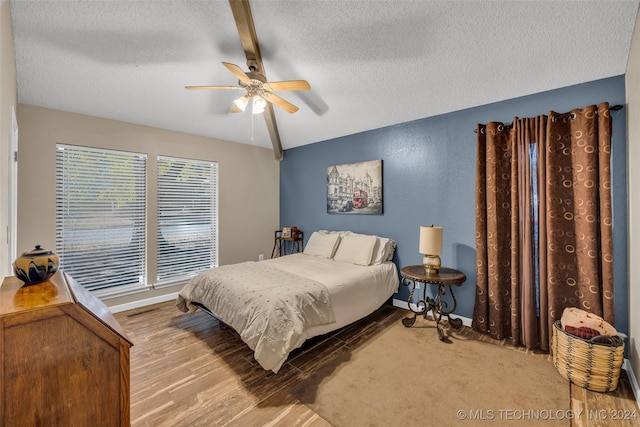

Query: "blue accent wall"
<box><xmin>280</xmin><ymin>75</ymin><xmax>629</xmax><ymax>336</ymax></box>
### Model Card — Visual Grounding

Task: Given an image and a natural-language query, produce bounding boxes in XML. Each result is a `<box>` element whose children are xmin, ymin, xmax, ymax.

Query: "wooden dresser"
<box><xmin>0</xmin><ymin>271</ymin><xmax>132</xmax><ymax>426</ymax></box>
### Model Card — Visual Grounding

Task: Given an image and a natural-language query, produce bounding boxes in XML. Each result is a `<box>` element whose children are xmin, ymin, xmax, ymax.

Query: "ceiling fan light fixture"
<box><xmin>252</xmin><ymin>96</ymin><xmax>266</xmax><ymax>115</ymax></box>
<box><xmin>233</xmin><ymin>95</ymin><xmax>249</xmax><ymax>112</ymax></box>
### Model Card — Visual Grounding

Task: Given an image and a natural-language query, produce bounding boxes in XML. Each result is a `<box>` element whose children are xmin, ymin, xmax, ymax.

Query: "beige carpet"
<box><xmin>291</xmin><ymin>318</ymin><xmax>570</xmax><ymax>426</ymax></box>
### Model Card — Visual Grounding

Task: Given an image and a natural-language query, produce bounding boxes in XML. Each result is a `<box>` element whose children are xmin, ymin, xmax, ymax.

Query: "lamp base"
<box><xmin>422</xmin><ymin>254</ymin><xmax>441</xmax><ymax>274</ymax></box>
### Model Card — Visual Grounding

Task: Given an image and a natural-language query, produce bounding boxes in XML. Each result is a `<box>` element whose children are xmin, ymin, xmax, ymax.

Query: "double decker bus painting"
<box><xmin>326</xmin><ymin>159</ymin><xmax>382</xmax><ymax>215</ymax></box>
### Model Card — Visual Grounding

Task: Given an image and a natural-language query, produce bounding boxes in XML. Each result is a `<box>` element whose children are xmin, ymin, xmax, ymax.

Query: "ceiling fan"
<box><xmin>185</xmin><ymin>61</ymin><xmax>310</xmax><ymax>115</ymax></box>
<box><xmin>185</xmin><ymin>0</ymin><xmax>309</xmax><ymax>160</ymax></box>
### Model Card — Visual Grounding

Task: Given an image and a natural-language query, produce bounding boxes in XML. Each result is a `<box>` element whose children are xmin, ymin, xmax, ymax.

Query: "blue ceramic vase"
<box><xmin>13</xmin><ymin>245</ymin><xmax>59</xmax><ymax>285</ymax></box>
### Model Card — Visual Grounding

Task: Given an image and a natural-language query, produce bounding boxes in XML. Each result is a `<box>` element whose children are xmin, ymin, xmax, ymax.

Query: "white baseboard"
<box><xmin>392</xmin><ymin>298</ymin><xmax>472</xmax><ymax>327</ymax></box>
<box><xmin>623</xmin><ymin>360</ymin><xmax>640</xmax><ymax>409</ymax></box>
<box><xmin>108</xmin><ymin>292</ymin><xmax>179</xmax><ymax>314</ymax></box>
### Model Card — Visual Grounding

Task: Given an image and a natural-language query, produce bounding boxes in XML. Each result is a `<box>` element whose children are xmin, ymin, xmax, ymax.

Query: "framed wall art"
<box><xmin>326</xmin><ymin>160</ymin><xmax>382</xmax><ymax>214</ymax></box>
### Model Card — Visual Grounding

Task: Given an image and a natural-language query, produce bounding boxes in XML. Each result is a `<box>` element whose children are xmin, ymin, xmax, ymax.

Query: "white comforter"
<box><xmin>176</xmin><ymin>254</ymin><xmax>398</xmax><ymax>372</ymax></box>
<box><xmin>176</xmin><ymin>260</ymin><xmax>336</xmax><ymax>372</ymax></box>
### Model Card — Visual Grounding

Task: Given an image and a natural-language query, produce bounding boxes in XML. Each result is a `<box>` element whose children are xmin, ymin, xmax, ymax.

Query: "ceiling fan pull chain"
<box><xmin>251</xmin><ymin>112</ymin><xmax>255</xmax><ymax>141</ymax></box>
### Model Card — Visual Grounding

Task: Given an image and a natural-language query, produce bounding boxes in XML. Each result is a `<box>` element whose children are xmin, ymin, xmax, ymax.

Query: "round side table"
<box><xmin>400</xmin><ymin>265</ymin><xmax>466</xmax><ymax>341</ymax></box>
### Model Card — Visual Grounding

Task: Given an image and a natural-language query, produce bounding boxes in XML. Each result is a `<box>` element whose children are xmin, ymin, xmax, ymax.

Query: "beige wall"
<box><xmin>16</xmin><ymin>104</ymin><xmax>279</xmax><ymax>306</ymax></box>
<box><xmin>626</xmin><ymin>10</ymin><xmax>640</xmax><ymax>389</ymax></box>
<box><xmin>0</xmin><ymin>0</ymin><xmax>17</xmax><ymax>279</ymax></box>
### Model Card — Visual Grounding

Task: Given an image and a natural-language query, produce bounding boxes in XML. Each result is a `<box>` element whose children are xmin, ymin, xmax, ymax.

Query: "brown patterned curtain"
<box><xmin>545</xmin><ymin>103</ymin><xmax>615</xmax><ymax>335</ymax></box>
<box><xmin>472</xmin><ymin>102</ymin><xmax>614</xmax><ymax>351</ymax></box>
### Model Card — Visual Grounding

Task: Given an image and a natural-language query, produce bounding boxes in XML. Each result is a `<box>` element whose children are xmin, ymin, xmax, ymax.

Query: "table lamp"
<box><xmin>419</xmin><ymin>225</ymin><xmax>442</xmax><ymax>273</ymax></box>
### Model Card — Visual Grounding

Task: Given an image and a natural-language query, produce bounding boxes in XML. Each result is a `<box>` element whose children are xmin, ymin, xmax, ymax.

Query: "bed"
<box><xmin>176</xmin><ymin>231</ymin><xmax>398</xmax><ymax>373</ymax></box>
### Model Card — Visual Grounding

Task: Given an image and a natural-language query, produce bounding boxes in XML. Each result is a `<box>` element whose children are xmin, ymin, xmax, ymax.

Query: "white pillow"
<box><xmin>371</xmin><ymin>237</ymin><xmax>396</xmax><ymax>264</ymax></box>
<box><xmin>384</xmin><ymin>239</ymin><xmax>397</xmax><ymax>261</ymax></box>
<box><xmin>333</xmin><ymin>234</ymin><xmax>378</xmax><ymax>266</ymax></box>
<box><xmin>303</xmin><ymin>232</ymin><xmax>341</xmax><ymax>258</ymax></box>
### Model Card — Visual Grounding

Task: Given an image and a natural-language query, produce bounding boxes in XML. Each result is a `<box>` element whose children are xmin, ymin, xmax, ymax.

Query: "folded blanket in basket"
<box><xmin>560</xmin><ymin>307</ymin><xmax>617</xmax><ymax>336</ymax></box>
<box><xmin>563</xmin><ymin>325</ymin><xmax>600</xmax><ymax>340</ymax></box>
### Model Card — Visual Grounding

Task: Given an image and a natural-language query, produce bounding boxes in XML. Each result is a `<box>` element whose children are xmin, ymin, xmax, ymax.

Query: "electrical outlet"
<box><xmin>258</xmin><ymin>254</ymin><xmax>264</xmax><ymax>261</ymax></box>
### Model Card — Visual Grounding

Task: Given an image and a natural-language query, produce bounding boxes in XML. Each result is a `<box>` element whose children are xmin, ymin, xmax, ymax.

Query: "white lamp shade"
<box><xmin>233</xmin><ymin>95</ymin><xmax>248</xmax><ymax>112</ymax></box>
<box><xmin>252</xmin><ymin>96</ymin><xmax>266</xmax><ymax>114</ymax></box>
<box><xmin>419</xmin><ymin>226</ymin><xmax>443</xmax><ymax>255</ymax></box>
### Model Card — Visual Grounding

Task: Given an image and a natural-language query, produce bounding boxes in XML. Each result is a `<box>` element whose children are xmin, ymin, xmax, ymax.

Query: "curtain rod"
<box><xmin>474</xmin><ymin>104</ymin><xmax>624</xmax><ymax>133</ymax></box>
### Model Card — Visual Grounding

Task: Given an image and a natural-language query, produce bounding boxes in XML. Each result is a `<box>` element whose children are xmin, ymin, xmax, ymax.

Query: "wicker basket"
<box><xmin>552</xmin><ymin>320</ymin><xmax>624</xmax><ymax>392</ymax></box>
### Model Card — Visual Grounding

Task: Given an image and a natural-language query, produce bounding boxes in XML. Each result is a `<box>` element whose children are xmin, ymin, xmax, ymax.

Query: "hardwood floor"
<box><xmin>114</xmin><ymin>301</ymin><xmax>639</xmax><ymax>427</ymax></box>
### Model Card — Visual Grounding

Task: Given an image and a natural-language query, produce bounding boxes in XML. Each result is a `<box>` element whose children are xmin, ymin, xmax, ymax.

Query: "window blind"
<box><xmin>157</xmin><ymin>156</ymin><xmax>218</xmax><ymax>285</ymax></box>
<box><xmin>55</xmin><ymin>144</ymin><xmax>147</xmax><ymax>292</ymax></box>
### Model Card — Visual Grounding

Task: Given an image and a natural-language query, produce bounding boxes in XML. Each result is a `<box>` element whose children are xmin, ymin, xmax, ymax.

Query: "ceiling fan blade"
<box><xmin>265</xmin><ymin>80</ymin><xmax>310</xmax><ymax>92</ymax></box>
<box><xmin>263</xmin><ymin>93</ymin><xmax>299</xmax><ymax>114</ymax></box>
<box><xmin>184</xmin><ymin>85</ymin><xmax>241</xmax><ymax>90</ymax></box>
<box><xmin>222</xmin><ymin>62</ymin><xmax>252</xmax><ymax>83</ymax></box>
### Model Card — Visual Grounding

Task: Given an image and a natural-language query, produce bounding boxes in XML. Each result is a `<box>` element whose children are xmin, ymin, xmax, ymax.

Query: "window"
<box><xmin>156</xmin><ymin>156</ymin><xmax>218</xmax><ymax>285</ymax></box>
<box><xmin>55</xmin><ymin>147</ymin><xmax>218</xmax><ymax>296</ymax></box>
<box><xmin>55</xmin><ymin>145</ymin><xmax>147</xmax><ymax>294</ymax></box>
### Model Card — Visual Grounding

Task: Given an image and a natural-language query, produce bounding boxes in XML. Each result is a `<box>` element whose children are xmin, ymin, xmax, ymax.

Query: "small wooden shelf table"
<box><xmin>271</xmin><ymin>229</ymin><xmax>304</xmax><ymax>258</ymax></box>
<box><xmin>400</xmin><ymin>265</ymin><xmax>466</xmax><ymax>341</ymax></box>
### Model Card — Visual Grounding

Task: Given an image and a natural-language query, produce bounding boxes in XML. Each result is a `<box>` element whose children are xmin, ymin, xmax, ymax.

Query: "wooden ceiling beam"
<box><xmin>229</xmin><ymin>0</ymin><xmax>283</xmax><ymax>160</ymax></box>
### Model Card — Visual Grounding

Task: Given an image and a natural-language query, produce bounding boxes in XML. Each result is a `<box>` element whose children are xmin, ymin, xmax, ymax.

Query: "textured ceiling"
<box><xmin>10</xmin><ymin>0</ymin><xmax>640</xmax><ymax>153</ymax></box>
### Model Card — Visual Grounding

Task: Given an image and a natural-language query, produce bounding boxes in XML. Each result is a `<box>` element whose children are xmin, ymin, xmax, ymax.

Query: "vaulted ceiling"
<box><xmin>10</xmin><ymin>0</ymin><xmax>640</xmax><ymax>157</ymax></box>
